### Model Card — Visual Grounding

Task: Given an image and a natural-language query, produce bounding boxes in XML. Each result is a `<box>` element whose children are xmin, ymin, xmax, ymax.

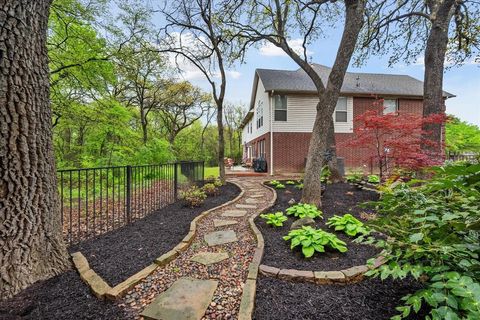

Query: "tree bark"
<box><xmin>422</xmin><ymin>0</ymin><xmax>455</xmax><ymax>156</ymax></box>
<box><xmin>302</xmin><ymin>0</ymin><xmax>364</xmax><ymax>205</ymax></box>
<box><xmin>326</xmin><ymin>117</ymin><xmax>343</xmax><ymax>183</ymax></box>
<box><xmin>140</xmin><ymin>107</ymin><xmax>148</xmax><ymax>145</ymax></box>
<box><xmin>217</xmin><ymin>101</ymin><xmax>226</xmax><ymax>182</ymax></box>
<box><xmin>0</xmin><ymin>0</ymin><xmax>69</xmax><ymax>299</ymax></box>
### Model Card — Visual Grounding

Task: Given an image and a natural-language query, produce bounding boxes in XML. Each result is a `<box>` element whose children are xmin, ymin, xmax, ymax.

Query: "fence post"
<box><xmin>174</xmin><ymin>162</ymin><xmax>178</xmax><ymax>200</ymax></box>
<box><xmin>126</xmin><ymin>165</ymin><xmax>132</xmax><ymax>223</ymax></box>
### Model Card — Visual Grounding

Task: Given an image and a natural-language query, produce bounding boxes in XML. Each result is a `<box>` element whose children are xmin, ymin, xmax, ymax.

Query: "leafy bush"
<box><xmin>274</xmin><ymin>183</ymin><xmax>285</xmax><ymax>189</ymax></box>
<box><xmin>362</xmin><ymin>163</ymin><xmax>480</xmax><ymax>319</ymax></box>
<box><xmin>367</xmin><ymin>174</ymin><xmax>380</xmax><ymax>184</ymax></box>
<box><xmin>268</xmin><ymin>180</ymin><xmax>281</xmax><ymax>186</ymax></box>
<box><xmin>286</xmin><ymin>203</ymin><xmax>322</xmax><ymax>219</ymax></box>
<box><xmin>326</xmin><ymin>214</ymin><xmax>369</xmax><ymax>237</ymax></box>
<box><xmin>202</xmin><ymin>183</ymin><xmax>219</xmax><ymax>196</ymax></box>
<box><xmin>213</xmin><ymin>178</ymin><xmax>223</xmax><ymax>187</ymax></box>
<box><xmin>260</xmin><ymin>212</ymin><xmax>288</xmax><ymax>227</ymax></box>
<box><xmin>346</xmin><ymin>171</ymin><xmax>363</xmax><ymax>183</ymax></box>
<box><xmin>283</xmin><ymin>226</ymin><xmax>348</xmax><ymax>258</ymax></box>
<box><xmin>321</xmin><ymin>165</ymin><xmax>331</xmax><ymax>183</ymax></box>
<box><xmin>286</xmin><ymin>180</ymin><xmax>296</xmax><ymax>185</ymax></box>
<box><xmin>205</xmin><ymin>175</ymin><xmax>217</xmax><ymax>183</ymax></box>
<box><xmin>180</xmin><ymin>186</ymin><xmax>207</xmax><ymax>207</ymax></box>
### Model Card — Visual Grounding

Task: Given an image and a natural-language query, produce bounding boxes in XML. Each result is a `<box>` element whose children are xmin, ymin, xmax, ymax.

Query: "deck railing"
<box><xmin>57</xmin><ymin>161</ymin><xmax>204</xmax><ymax>244</ymax></box>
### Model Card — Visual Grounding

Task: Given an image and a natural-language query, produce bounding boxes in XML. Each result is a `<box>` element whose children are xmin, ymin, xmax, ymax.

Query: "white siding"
<box><xmin>242</xmin><ymin>78</ymin><xmax>270</xmax><ymax>144</ymax></box>
<box><xmin>272</xmin><ymin>95</ymin><xmax>353</xmax><ymax>133</ymax></box>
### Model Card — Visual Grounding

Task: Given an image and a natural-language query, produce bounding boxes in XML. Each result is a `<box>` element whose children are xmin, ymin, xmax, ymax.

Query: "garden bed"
<box><xmin>69</xmin><ymin>182</ymin><xmax>241</xmax><ymax>286</ymax></box>
<box><xmin>0</xmin><ymin>270</ymin><xmax>128</xmax><ymax>320</ymax></box>
<box><xmin>254</xmin><ymin>276</ymin><xmax>427</xmax><ymax>320</ymax></box>
<box><xmin>256</xmin><ymin>182</ymin><xmax>380</xmax><ymax>271</ymax></box>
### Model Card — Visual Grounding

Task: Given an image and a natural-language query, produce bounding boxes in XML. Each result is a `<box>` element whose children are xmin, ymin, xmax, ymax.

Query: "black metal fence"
<box><xmin>58</xmin><ymin>161</ymin><xmax>204</xmax><ymax>244</ymax></box>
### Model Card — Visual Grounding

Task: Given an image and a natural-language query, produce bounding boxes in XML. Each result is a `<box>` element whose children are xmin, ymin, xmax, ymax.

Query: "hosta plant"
<box><xmin>180</xmin><ymin>186</ymin><xmax>207</xmax><ymax>207</ymax></box>
<box><xmin>260</xmin><ymin>212</ymin><xmax>288</xmax><ymax>227</ymax></box>
<box><xmin>367</xmin><ymin>174</ymin><xmax>380</xmax><ymax>184</ymax></box>
<box><xmin>286</xmin><ymin>203</ymin><xmax>322</xmax><ymax>219</ymax></box>
<box><xmin>286</xmin><ymin>180</ymin><xmax>296</xmax><ymax>185</ymax></box>
<box><xmin>274</xmin><ymin>183</ymin><xmax>285</xmax><ymax>189</ymax></box>
<box><xmin>283</xmin><ymin>226</ymin><xmax>348</xmax><ymax>258</ymax></box>
<box><xmin>326</xmin><ymin>214</ymin><xmax>369</xmax><ymax>237</ymax></box>
<box><xmin>295</xmin><ymin>183</ymin><xmax>304</xmax><ymax>190</ymax></box>
<box><xmin>213</xmin><ymin>178</ymin><xmax>223</xmax><ymax>187</ymax></box>
<box><xmin>268</xmin><ymin>180</ymin><xmax>281</xmax><ymax>186</ymax></box>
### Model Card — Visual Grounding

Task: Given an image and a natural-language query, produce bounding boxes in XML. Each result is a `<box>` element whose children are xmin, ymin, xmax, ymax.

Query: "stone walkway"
<box><xmin>120</xmin><ymin>178</ymin><xmax>274</xmax><ymax>320</ymax></box>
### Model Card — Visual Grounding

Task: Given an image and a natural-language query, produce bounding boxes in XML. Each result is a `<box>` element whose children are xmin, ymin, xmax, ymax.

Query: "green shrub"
<box><xmin>274</xmin><ymin>183</ymin><xmax>285</xmax><ymax>189</ymax></box>
<box><xmin>326</xmin><ymin>214</ymin><xmax>369</xmax><ymax>237</ymax></box>
<box><xmin>367</xmin><ymin>174</ymin><xmax>380</xmax><ymax>184</ymax></box>
<box><xmin>286</xmin><ymin>203</ymin><xmax>322</xmax><ymax>219</ymax></box>
<box><xmin>362</xmin><ymin>163</ymin><xmax>480</xmax><ymax>319</ymax></box>
<box><xmin>346</xmin><ymin>173</ymin><xmax>362</xmax><ymax>184</ymax></box>
<box><xmin>260</xmin><ymin>212</ymin><xmax>288</xmax><ymax>227</ymax></box>
<box><xmin>213</xmin><ymin>178</ymin><xmax>223</xmax><ymax>187</ymax></box>
<box><xmin>283</xmin><ymin>226</ymin><xmax>348</xmax><ymax>258</ymax></box>
<box><xmin>286</xmin><ymin>180</ymin><xmax>296</xmax><ymax>185</ymax></box>
<box><xmin>321</xmin><ymin>165</ymin><xmax>331</xmax><ymax>183</ymax></box>
<box><xmin>295</xmin><ymin>183</ymin><xmax>304</xmax><ymax>190</ymax></box>
<box><xmin>205</xmin><ymin>175</ymin><xmax>217</xmax><ymax>183</ymax></box>
<box><xmin>202</xmin><ymin>183</ymin><xmax>219</xmax><ymax>196</ymax></box>
<box><xmin>268</xmin><ymin>180</ymin><xmax>281</xmax><ymax>186</ymax></box>
<box><xmin>180</xmin><ymin>186</ymin><xmax>207</xmax><ymax>207</ymax></box>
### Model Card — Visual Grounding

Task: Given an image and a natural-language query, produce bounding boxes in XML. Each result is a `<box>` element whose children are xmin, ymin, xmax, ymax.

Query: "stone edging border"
<box><xmin>238</xmin><ymin>181</ymin><xmax>277</xmax><ymax>320</ymax></box>
<box><xmin>72</xmin><ymin>181</ymin><xmax>246</xmax><ymax>301</ymax></box>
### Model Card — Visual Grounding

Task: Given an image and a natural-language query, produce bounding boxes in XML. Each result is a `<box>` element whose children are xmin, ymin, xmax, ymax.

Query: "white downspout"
<box><xmin>270</xmin><ymin>90</ymin><xmax>274</xmax><ymax>176</ymax></box>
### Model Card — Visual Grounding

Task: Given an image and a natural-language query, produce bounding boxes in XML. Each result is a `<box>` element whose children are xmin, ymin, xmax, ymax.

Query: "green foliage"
<box><xmin>283</xmin><ymin>226</ymin><xmax>348</xmax><ymax>258</ymax></box>
<box><xmin>202</xmin><ymin>183</ymin><xmax>219</xmax><ymax>196</ymax></box>
<box><xmin>286</xmin><ymin>180</ymin><xmax>296</xmax><ymax>185</ymax></box>
<box><xmin>260</xmin><ymin>212</ymin><xmax>288</xmax><ymax>227</ymax></box>
<box><xmin>321</xmin><ymin>165</ymin><xmax>331</xmax><ymax>183</ymax></box>
<box><xmin>213</xmin><ymin>178</ymin><xmax>223</xmax><ymax>187</ymax></box>
<box><xmin>445</xmin><ymin>115</ymin><xmax>480</xmax><ymax>154</ymax></box>
<box><xmin>286</xmin><ymin>203</ymin><xmax>322</xmax><ymax>219</ymax></box>
<box><xmin>326</xmin><ymin>214</ymin><xmax>369</xmax><ymax>237</ymax></box>
<box><xmin>274</xmin><ymin>183</ymin><xmax>286</xmax><ymax>189</ymax></box>
<box><xmin>268</xmin><ymin>180</ymin><xmax>281</xmax><ymax>186</ymax></box>
<box><xmin>367</xmin><ymin>174</ymin><xmax>380</xmax><ymax>184</ymax></box>
<box><xmin>346</xmin><ymin>171</ymin><xmax>363</xmax><ymax>183</ymax></box>
<box><xmin>180</xmin><ymin>186</ymin><xmax>207</xmax><ymax>207</ymax></box>
<box><xmin>362</xmin><ymin>163</ymin><xmax>480</xmax><ymax>319</ymax></box>
<box><xmin>295</xmin><ymin>183</ymin><xmax>304</xmax><ymax>190</ymax></box>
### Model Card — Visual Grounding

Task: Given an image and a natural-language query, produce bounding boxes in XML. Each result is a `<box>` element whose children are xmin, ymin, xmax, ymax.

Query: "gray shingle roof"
<box><xmin>256</xmin><ymin>64</ymin><xmax>455</xmax><ymax>98</ymax></box>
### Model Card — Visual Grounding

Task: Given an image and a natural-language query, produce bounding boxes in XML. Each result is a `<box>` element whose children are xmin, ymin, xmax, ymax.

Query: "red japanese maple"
<box><xmin>343</xmin><ymin>105</ymin><xmax>446</xmax><ymax>178</ymax></box>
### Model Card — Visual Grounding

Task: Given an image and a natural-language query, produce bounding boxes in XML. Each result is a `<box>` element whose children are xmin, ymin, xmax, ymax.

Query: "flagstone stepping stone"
<box><xmin>245</xmin><ymin>198</ymin><xmax>261</xmax><ymax>204</ymax></box>
<box><xmin>222</xmin><ymin>209</ymin><xmax>247</xmax><ymax>217</ymax></box>
<box><xmin>249</xmin><ymin>194</ymin><xmax>264</xmax><ymax>198</ymax></box>
<box><xmin>190</xmin><ymin>252</ymin><xmax>229</xmax><ymax>265</ymax></box>
<box><xmin>213</xmin><ymin>219</ymin><xmax>238</xmax><ymax>227</ymax></box>
<box><xmin>236</xmin><ymin>204</ymin><xmax>257</xmax><ymax>209</ymax></box>
<box><xmin>204</xmin><ymin>230</ymin><xmax>238</xmax><ymax>246</ymax></box>
<box><xmin>141</xmin><ymin>277</ymin><xmax>218</xmax><ymax>320</ymax></box>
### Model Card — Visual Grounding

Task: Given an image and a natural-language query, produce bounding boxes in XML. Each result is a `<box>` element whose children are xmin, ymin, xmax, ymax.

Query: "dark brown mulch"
<box><xmin>254</xmin><ymin>276</ymin><xmax>428</xmax><ymax>320</ymax></box>
<box><xmin>0</xmin><ymin>270</ymin><xmax>128</xmax><ymax>320</ymax></box>
<box><xmin>256</xmin><ymin>182</ymin><xmax>381</xmax><ymax>270</ymax></box>
<box><xmin>69</xmin><ymin>182</ymin><xmax>241</xmax><ymax>286</ymax></box>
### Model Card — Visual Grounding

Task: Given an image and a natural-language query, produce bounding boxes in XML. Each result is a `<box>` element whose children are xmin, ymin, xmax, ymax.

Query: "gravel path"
<box><xmin>120</xmin><ymin>178</ymin><xmax>275</xmax><ymax>319</ymax></box>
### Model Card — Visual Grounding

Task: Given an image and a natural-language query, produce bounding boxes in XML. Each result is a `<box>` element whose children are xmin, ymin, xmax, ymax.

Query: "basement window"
<box><xmin>274</xmin><ymin>95</ymin><xmax>287</xmax><ymax>121</ymax></box>
<box><xmin>335</xmin><ymin>97</ymin><xmax>348</xmax><ymax>122</ymax></box>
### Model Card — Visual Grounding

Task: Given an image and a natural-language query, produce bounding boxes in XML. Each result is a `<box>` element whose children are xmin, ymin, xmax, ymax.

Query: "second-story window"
<box><xmin>256</xmin><ymin>100</ymin><xmax>264</xmax><ymax>129</ymax></box>
<box><xmin>274</xmin><ymin>95</ymin><xmax>287</xmax><ymax>121</ymax></box>
<box><xmin>335</xmin><ymin>97</ymin><xmax>348</xmax><ymax>122</ymax></box>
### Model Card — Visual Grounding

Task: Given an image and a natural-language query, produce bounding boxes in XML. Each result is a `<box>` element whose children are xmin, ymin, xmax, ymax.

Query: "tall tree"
<box><xmin>158</xmin><ymin>0</ymin><xmax>242</xmax><ymax>182</ymax></box>
<box><xmin>359</xmin><ymin>0</ymin><xmax>479</xmax><ymax>155</ymax></box>
<box><xmin>0</xmin><ymin>0</ymin><xmax>69</xmax><ymax>299</ymax></box>
<box><xmin>229</xmin><ymin>0</ymin><xmax>365</xmax><ymax>205</ymax></box>
<box><xmin>224</xmin><ymin>102</ymin><xmax>247</xmax><ymax>160</ymax></box>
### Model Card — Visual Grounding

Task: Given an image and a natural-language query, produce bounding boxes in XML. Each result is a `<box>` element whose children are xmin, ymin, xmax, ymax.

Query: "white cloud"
<box><xmin>259</xmin><ymin>39</ymin><xmax>313</xmax><ymax>57</ymax></box>
<box><xmin>227</xmin><ymin>70</ymin><xmax>241</xmax><ymax>79</ymax></box>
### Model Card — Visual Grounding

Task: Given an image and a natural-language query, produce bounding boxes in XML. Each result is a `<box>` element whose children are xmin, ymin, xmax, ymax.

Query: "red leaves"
<box><xmin>343</xmin><ymin>108</ymin><xmax>446</xmax><ymax>176</ymax></box>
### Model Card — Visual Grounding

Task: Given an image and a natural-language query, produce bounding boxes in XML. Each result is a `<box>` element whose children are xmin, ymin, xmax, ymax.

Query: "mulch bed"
<box><xmin>254</xmin><ymin>276</ymin><xmax>427</xmax><ymax>320</ymax></box>
<box><xmin>0</xmin><ymin>270</ymin><xmax>129</xmax><ymax>320</ymax></box>
<box><xmin>256</xmin><ymin>182</ymin><xmax>381</xmax><ymax>270</ymax></box>
<box><xmin>69</xmin><ymin>182</ymin><xmax>241</xmax><ymax>286</ymax></box>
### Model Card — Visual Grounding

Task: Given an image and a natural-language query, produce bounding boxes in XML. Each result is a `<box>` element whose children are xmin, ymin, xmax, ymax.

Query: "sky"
<box><xmin>180</xmin><ymin>33</ymin><xmax>480</xmax><ymax>127</ymax></box>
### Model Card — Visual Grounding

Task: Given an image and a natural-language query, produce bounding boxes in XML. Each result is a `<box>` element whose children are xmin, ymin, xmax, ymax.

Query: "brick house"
<box><xmin>240</xmin><ymin>64</ymin><xmax>454</xmax><ymax>175</ymax></box>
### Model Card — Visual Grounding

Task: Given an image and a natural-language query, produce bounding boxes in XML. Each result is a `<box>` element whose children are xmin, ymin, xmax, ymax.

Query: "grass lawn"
<box><xmin>204</xmin><ymin>166</ymin><xmax>219</xmax><ymax>178</ymax></box>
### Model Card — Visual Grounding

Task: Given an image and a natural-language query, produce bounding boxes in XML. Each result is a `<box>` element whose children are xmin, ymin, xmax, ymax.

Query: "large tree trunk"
<box><xmin>0</xmin><ymin>0</ymin><xmax>69</xmax><ymax>299</ymax></box>
<box><xmin>302</xmin><ymin>0</ymin><xmax>364</xmax><ymax>205</ymax></box>
<box><xmin>140</xmin><ymin>107</ymin><xmax>148</xmax><ymax>145</ymax></box>
<box><xmin>326</xmin><ymin>117</ymin><xmax>343</xmax><ymax>183</ymax></box>
<box><xmin>217</xmin><ymin>102</ymin><xmax>226</xmax><ymax>182</ymax></box>
<box><xmin>422</xmin><ymin>0</ymin><xmax>455</xmax><ymax>157</ymax></box>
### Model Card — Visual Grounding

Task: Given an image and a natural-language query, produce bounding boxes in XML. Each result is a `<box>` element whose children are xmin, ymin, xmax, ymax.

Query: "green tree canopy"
<box><xmin>445</xmin><ymin>116</ymin><xmax>480</xmax><ymax>154</ymax></box>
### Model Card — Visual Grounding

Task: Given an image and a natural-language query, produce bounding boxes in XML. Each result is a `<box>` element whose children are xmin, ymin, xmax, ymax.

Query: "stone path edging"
<box><xmin>71</xmin><ymin>182</ymin><xmax>245</xmax><ymax>301</ymax></box>
<box><xmin>238</xmin><ymin>181</ymin><xmax>277</xmax><ymax>320</ymax></box>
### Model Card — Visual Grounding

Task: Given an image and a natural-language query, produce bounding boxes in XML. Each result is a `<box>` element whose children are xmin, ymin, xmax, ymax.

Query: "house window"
<box><xmin>383</xmin><ymin>99</ymin><xmax>398</xmax><ymax>114</ymax></box>
<box><xmin>335</xmin><ymin>97</ymin><xmax>348</xmax><ymax>122</ymax></box>
<box><xmin>256</xmin><ymin>100</ymin><xmax>264</xmax><ymax>129</ymax></box>
<box><xmin>274</xmin><ymin>95</ymin><xmax>287</xmax><ymax>121</ymax></box>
